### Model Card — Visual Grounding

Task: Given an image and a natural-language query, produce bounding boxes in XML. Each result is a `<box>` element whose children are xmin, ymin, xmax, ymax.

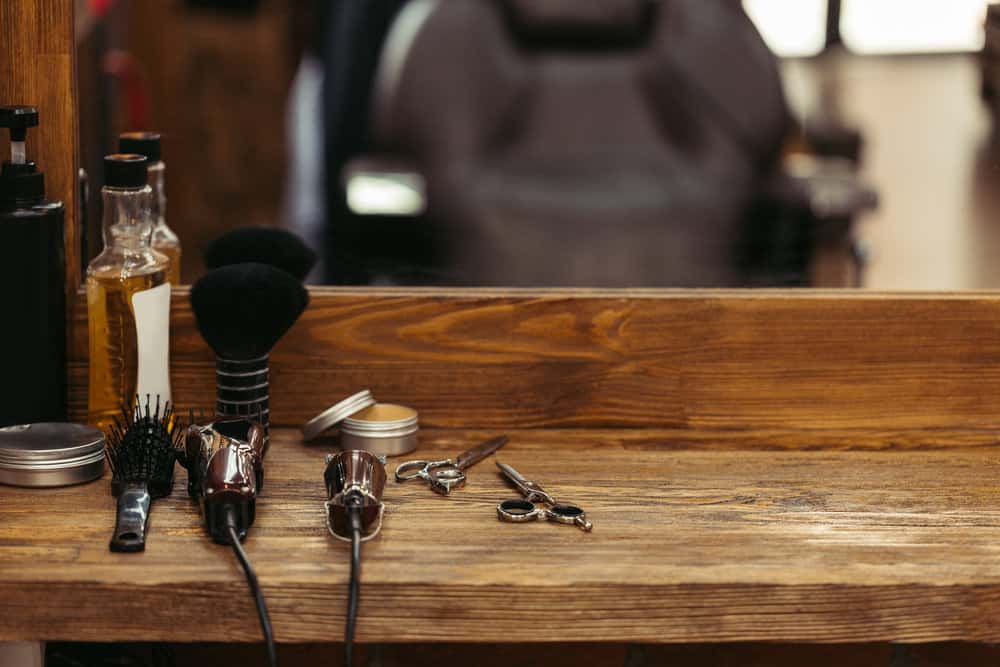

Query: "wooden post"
<box><xmin>0</xmin><ymin>0</ymin><xmax>81</xmax><ymax>292</ymax></box>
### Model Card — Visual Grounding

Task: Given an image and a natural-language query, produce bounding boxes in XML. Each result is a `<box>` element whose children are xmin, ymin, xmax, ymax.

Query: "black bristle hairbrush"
<box><xmin>204</xmin><ymin>226</ymin><xmax>317</xmax><ymax>281</ymax></box>
<box><xmin>105</xmin><ymin>395</ymin><xmax>181</xmax><ymax>553</ymax></box>
<box><xmin>190</xmin><ymin>262</ymin><xmax>309</xmax><ymax>441</ymax></box>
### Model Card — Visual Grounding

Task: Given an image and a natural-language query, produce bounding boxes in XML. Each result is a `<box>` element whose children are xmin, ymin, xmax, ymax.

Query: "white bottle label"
<box><xmin>132</xmin><ymin>282</ymin><xmax>172</xmax><ymax>407</ymax></box>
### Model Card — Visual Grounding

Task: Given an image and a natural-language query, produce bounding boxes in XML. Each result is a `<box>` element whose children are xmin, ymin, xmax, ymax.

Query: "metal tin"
<box><xmin>0</xmin><ymin>422</ymin><xmax>105</xmax><ymax>487</ymax></box>
<box><xmin>342</xmin><ymin>404</ymin><xmax>419</xmax><ymax>457</ymax></box>
<box><xmin>302</xmin><ymin>390</ymin><xmax>377</xmax><ymax>442</ymax></box>
<box><xmin>303</xmin><ymin>390</ymin><xmax>419</xmax><ymax>456</ymax></box>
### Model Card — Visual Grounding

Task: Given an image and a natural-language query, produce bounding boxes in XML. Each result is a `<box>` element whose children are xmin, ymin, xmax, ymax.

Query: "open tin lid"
<box><xmin>301</xmin><ymin>390</ymin><xmax>377</xmax><ymax>442</ymax></box>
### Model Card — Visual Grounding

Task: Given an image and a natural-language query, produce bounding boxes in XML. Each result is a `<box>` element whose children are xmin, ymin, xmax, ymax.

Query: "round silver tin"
<box><xmin>301</xmin><ymin>390</ymin><xmax>377</xmax><ymax>442</ymax></box>
<box><xmin>342</xmin><ymin>404</ymin><xmax>419</xmax><ymax>457</ymax></box>
<box><xmin>303</xmin><ymin>390</ymin><xmax>419</xmax><ymax>456</ymax></box>
<box><xmin>0</xmin><ymin>423</ymin><xmax>105</xmax><ymax>487</ymax></box>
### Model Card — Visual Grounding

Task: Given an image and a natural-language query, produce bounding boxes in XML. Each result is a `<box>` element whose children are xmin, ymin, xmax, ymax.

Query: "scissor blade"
<box><xmin>496</xmin><ymin>461</ymin><xmax>527</xmax><ymax>485</ymax></box>
<box><xmin>497</xmin><ymin>462</ymin><xmax>554</xmax><ymax>504</ymax></box>
<box><xmin>455</xmin><ymin>435</ymin><xmax>509</xmax><ymax>470</ymax></box>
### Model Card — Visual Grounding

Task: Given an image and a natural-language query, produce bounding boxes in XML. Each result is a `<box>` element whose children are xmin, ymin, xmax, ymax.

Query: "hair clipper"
<box><xmin>324</xmin><ymin>450</ymin><xmax>386</xmax><ymax>541</ymax></box>
<box><xmin>183</xmin><ymin>417</ymin><xmax>267</xmax><ymax>544</ymax></box>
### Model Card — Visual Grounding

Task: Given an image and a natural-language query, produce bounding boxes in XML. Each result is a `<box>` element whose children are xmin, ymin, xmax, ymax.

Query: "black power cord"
<box><xmin>225</xmin><ymin>507</ymin><xmax>278</xmax><ymax>667</ymax></box>
<box><xmin>345</xmin><ymin>496</ymin><xmax>364</xmax><ymax>667</ymax></box>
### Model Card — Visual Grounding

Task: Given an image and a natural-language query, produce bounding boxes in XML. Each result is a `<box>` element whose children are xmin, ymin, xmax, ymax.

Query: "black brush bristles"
<box><xmin>190</xmin><ymin>263</ymin><xmax>309</xmax><ymax>439</ymax></box>
<box><xmin>105</xmin><ymin>394</ymin><xmax>182</xmax><ymax>498</ymax></box>
<box><xmin>190</xmin><ymin>263</ymin><xmax>309</xmax><ymax>361</ymax></box>
<box><xmin>204</xmin><ymin>226</ymin><xmax>317</xmax><ymax>282</ymax></box>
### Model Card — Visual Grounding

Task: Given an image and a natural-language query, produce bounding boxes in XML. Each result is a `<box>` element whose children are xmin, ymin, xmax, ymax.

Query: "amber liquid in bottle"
<box><xmin>86</xmin><ymin>182</ymin><xmax>171</xmax><ymax>432</ymax></box>
<box><xmin>86</xmin><ymin>269</ymin><xmax>167</xmax><ymax>431</ymax></box>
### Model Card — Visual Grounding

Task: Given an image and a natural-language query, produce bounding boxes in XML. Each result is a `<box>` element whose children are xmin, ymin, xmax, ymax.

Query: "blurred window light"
<box><xmin>841</xmin><ymin>0</ymin><xmax>987</xmax><ymax>54</ymax></box>
<box><xmin>346</xmin><ymin>171</ymin><xmax>426</xmax><ymax>217</ymax></box>
<box><xmin>743</xmin><ymin>0</ymin><xmax>828</xmax><ymax>57</ymax></box>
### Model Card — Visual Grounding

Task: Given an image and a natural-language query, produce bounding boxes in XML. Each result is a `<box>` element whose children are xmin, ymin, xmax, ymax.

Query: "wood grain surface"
<box><xmin>121</xmin><ymin>0</ymin><xmax>294</xmax><ymax>283</ymax></box>
<box><xmin>4</xmin><ymin>427</ymin><xmax>1000</xmax><ymax>643</ymax></box>
<box><xmin>0</xmin><ymin>0</ymin><xmax>80</xmax><ymax>291</ymax></box>
<box><xmin>67</xmin><ymin>288</ymin><xmax>1000</xmax><ymax>436</ymax></box>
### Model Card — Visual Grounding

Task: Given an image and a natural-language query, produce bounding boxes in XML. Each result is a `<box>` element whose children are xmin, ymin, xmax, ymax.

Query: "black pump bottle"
<box><xmin>0</xmin><ymin>106</ymin><xmax>67</xmax><ymax>426</ymax></box>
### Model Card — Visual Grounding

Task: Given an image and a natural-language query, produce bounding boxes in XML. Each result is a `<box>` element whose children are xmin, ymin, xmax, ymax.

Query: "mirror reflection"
<box><xmin>75</xmin><ymin>0</ymin><xmax>1000</xmax><ymax>289</ymax></box>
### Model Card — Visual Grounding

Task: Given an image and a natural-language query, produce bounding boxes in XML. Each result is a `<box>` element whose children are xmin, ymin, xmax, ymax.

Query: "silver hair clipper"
<box><xmin>324</xmin><ymin>450</ymin><xmax>386</xmax><ymax>541</ymax></box>
<box><xmin>182</xmin><ymin>417</ymin><xmax>267</xmax><ymax>545</ymax></box>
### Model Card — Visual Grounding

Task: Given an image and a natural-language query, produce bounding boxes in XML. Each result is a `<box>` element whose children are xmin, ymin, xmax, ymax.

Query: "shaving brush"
<box><xmin>204</xmin><ymin>226</ymin><xmax>317</xmax><ymax>281</ymax></box>
<box><xmin>190</xmin><ymin>263</ymin><xmax>309</xmax><ymax>440</ymax></box>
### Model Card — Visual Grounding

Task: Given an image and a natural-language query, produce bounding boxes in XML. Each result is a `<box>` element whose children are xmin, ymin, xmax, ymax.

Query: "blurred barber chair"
<box><xmin>327</xmin><ymin>0</ymin><xmax>876</xmax><ymax>287</ymax></box>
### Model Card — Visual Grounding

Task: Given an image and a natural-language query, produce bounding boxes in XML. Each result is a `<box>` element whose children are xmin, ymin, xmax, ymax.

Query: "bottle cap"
<box><xmin>119</xmin><ymin>132</ymin><xmax>162</xmax><ymax>163</ymax></box>
<box><xmin>104</xmin><ymin>153</ymin><xmax>149</xmax><ymax>189</ymax></box>
<box><xmin>0</xmin><ymin>162</ymin><xmax>44</xmax><ymax>205</ymax></box>
<box><xmin>0</xmin><ymin>106</ymin><xmax>39</xmax><ymax>142</ymax></box>
<box><xmin>0</xmin><ymin>106</ymin><xmax>44</xmax><ymax>205</ymax></box>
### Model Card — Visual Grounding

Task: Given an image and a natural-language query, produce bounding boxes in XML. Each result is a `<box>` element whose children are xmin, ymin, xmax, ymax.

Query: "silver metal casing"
<box><xmin>303</xmin><ymin>390</ymin><xmax>419</xmax><ymax>457</ymax></box>
<box><xmin>301</xmin><ymin>390</ymin><xmax>376</xmax><ymax>442</ymax></box>
<box><xmin>341</xmin><ymin>404</ymin><xmax>418</xmax><ymax>456</ymax></box>
<box><xmin>0</xmin><ymin>423</ymin><xmax>105</xmax><ymax>487</ymax></box>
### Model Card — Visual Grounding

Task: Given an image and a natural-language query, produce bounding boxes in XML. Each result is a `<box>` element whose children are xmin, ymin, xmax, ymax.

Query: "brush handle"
<box><xmin>110</xmin><ymin>481</ymin><xmax>151</xmax><ymax>553</ymax></box>
<box><xmin>216</xmin><ymin>355</ymin><xmax>270</xmax><ymax>441</ymax></box>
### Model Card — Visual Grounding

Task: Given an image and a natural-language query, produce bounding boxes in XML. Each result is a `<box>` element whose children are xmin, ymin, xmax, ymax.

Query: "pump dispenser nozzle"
<box><xmin>0</xmin><ymin>106</ymin><xmax>44</xmax><ymax>205</ymax></box>
<box><xmin>0</xmin><ymin>106</ymin><xmax>38</xmax><ymax>164</ymax></box>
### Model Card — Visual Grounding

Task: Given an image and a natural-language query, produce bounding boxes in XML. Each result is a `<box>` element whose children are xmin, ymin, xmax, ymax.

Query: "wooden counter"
<box><xmin>7</xmin><ymin>0</ymin><xmax>1000</xmax><ymax>656</ymax></box>
<box><xmin>3</xmin><ymin>427</ymin><xmax>1000</xmax><ymax>644</ymax></box>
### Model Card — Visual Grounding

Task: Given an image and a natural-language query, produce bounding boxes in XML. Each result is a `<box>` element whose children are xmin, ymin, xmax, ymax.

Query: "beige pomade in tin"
<box><xmin>302</xmin><ymin>390</ymin><xmax>418</xmax><ymax>456</ymax></box>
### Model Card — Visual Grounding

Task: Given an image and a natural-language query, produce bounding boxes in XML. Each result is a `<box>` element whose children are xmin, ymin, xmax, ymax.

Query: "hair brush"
<box><xmin>190</xmin><ymin>262</ymin><xmax>309</xmax><ymax>441</ymax></box>
<box><xmin>105</xmin><ymin>395</ymin><xmax>181</xmax><ymax>552</ymax></box>
<box><xmin>204</xmin><ymin>226</ymin><xmax>317</xmax><ymax>281</ymax></box>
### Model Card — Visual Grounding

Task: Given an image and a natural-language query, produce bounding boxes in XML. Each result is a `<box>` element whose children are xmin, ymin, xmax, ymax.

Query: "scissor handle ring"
<box><xmin>395</xmin><ymin>460</ymin><xmax>432</xmax><ymax>481</ymax></box>
<box><xmin>428</xmin><ymin>464</ymin><xmax>464</xmax><ymax>481</ymax></box>
<box><xmin>428</xmin><ymin>464</ymin><xmax>467</xmax><ymax>495</ymax></box>
<box><xmin>497</xmin><ymin>499</ymin><xmax>541</xmax><ymax>523</ymax></box>
<box><xmin>548</xmin><ymin>503</ymin><xmax>593</xmax><ymax>531</ymax></box>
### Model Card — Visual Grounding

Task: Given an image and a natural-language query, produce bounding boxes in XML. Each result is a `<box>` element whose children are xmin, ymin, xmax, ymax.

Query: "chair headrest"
<box><xmin>502</xmin><ymin>0</ymin><xmax>649</xmax><ymax>42</ymax></box>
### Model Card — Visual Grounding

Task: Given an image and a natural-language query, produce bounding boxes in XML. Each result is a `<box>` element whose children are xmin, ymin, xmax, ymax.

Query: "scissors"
<box><xmin>395</xmin><ymin>435</ymin><xmax>509</xmax><ymax>495</ymax></box>
<box><xmin>496</xmin><ymin>462</ymin><xmax>592</xmax><ymax>532</ymax></box>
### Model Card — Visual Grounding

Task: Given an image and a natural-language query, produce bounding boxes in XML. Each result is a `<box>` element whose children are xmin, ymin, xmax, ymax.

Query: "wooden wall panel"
<box><xmin>0</xmin><ymin>0</ymin><xmax>80</xmax><ymax>291</ymax></box>
<box><xmin>67</xmin><ymin>288</ymin><xmax>1000</xmax><ymax>438</ymax></box>
<box><xmin>122</xmin><ymin>0</ymin><xmax>295</xmax><ymax>283</ymax></box>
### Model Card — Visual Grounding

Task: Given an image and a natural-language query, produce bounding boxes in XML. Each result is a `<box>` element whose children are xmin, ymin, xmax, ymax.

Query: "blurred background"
<box><xmin>74</xmin><ymin>0</ymin><xmax>1000</xmax><ymax>289</ymax></box>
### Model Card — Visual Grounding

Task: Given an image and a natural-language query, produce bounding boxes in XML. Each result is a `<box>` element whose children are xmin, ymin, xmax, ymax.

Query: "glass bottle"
<box><xmin>86</xmin><ymin>154</ymin><xmax>172</xmax><ymax>432</ymax></box>
<box><xmin>119</xmin><ymin>133</ymin><xmax>181</xmax><ymax>283</ymax></box>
